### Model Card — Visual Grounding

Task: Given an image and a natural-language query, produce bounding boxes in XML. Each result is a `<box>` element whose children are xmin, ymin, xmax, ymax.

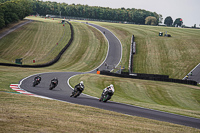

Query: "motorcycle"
<box><xmin>33</xmin><ymin>78</ymin><xmax>40</xmax><ymax>87</ymax></box>
<box><xmin>100</xmin><ymin>89</ymin><xmax>114</xmax><ymax>102</ymax></box>
<box><xmin>49</xmin><ymin>80</ymin><xmax>58</xmax><ymax>90</ymax></box>
<box><xmin>70</xmin><ymin>87</ymin><xmax>84</xmax><ymax>98</ymax></box>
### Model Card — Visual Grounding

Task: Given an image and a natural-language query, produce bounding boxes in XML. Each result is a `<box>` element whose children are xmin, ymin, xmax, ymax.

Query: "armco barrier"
<box><xmin>122</xmin><ymin>72</ymin><xmax>169</xmax><ymax>79</ymax></box>
<box><xmin>100</xmin><ymin>70</ymin><xmax>197</xmax><ymax>85</ymax></box>
<box><xmin>0</xmin><ymin>21</ymin><xmax>74</xmax><ymax>68</ymax></box>
<box><xmin>129</xmin><ymin>35</ymin><xmax>135</xmax><ymax>73</ymax></box>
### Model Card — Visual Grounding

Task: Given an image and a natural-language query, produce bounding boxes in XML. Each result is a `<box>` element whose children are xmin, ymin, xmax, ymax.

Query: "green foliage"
<box><xmin>145</xmin><ymin>16</ymin><xmax>157</xmax><ymax>25</ymax></box>
<box><xmin>0</xmin><ymin>0</ymin><xmax>11</xmax><ymax>3</ymax></box>
<box><xmin>0</xmin><ymin>8</ymin><xmax>5</xmax><ymax>28</ymax></box>
<box><xmin>173</xmin><ymin>18</ymin><xmax>183</xmax><ymax>27</ymax></box>
<box><xmin>0</xmin><ymin>0</ymin><xmax>160</xmax><ymax>26</ymax></box>
<box><xmin>164</xmin><ymin>16</ymin><xmax>173</xmax><ymax>26</ymax></box>
<box><xmin>31</xmin><ymin>1</ymin><xmax>159</xmax><ymax>25</ymax></box>
<box><xmin>0</xmin><ymin>0</ymin><xmax>32</xmax><ymax>29</ymax></box>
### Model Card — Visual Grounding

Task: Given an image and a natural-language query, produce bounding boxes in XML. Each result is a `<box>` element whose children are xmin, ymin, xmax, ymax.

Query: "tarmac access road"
<box><xmin>19</xmin><ymin>23</ymin><xmax>200</xmax><ymax>129</ymax></box>
<box><xmin>184</xmin><ymin>63</ymin><xmax>200</xmax><ymax>84</ymax></box>
<box><xmin>0</xmin><ymin>19</ymin><xmax>33</xmax><ymax>40</ymax></box>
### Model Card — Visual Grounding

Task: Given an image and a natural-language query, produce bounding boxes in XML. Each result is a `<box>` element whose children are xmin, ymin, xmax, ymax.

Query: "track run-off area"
<box><xmin>7</xmin><ymin>22</ymin><xmax>200</xmax><ymax>129</ymax></box>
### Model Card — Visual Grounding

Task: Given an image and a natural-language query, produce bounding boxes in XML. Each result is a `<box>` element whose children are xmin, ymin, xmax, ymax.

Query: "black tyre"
<box><xmin>33</xmin><ymin>82</ymin><xmax>36</xmax><ymax>87</ymax></box>
<box><xmin>74</xmin><ymin>91</ymin><xmax>81</xmax><ymax>98</ymax></box>
<box><xmin>103</xmin><ymin>95</ymin><xmax>111</xmax><ymax>102</ymax></box>
<box><xmin>49</xmin><ymin>83</ymin><xmax>54</xmax><ymax>90</ymax></box>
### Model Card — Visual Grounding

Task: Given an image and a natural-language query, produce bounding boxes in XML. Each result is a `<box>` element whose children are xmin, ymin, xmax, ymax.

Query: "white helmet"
<box><xmin>110</xmin><ymin>84</ymin><xmax>113</xmax><ymax>87</ymax></box>
<box><xmin>80</xmin><ymin>81</ymin><xmax>83</xmax><ymax>85</ymax></box>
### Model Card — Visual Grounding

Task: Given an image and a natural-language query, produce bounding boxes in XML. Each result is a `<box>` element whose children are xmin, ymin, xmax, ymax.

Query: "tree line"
<box><xmin>0</xmin><ymin>0</ymin><xmax>188</xmax><ymax>29</ymax></box>
<box><xmin>164</xmin><ymin>16</ymin><xmax>183</xmax><ymax>27</ymax></box>
<box><xmin>1</xmin><ymin>0</ymin><xmax>163</xmax><ymax>29</ymax></box>
<box><xmin>0</xmin><ymin>0</ymin><xmax>32</xmax><ymax>29</ymax></box>
<box><xmin>32</xmin><ymin>1</ymin><xmax>161</xmax><ymax>25</ymax></box>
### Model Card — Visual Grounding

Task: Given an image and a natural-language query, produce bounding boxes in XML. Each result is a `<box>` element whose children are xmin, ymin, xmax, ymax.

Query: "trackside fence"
<box><xmin>129</xmin><ymin>35</ymin><xmax>136</xmax><ymax>73</ymax></box>
<box><xmin>100</xmin><ymin>71</ymin><xmax>197</xmax><ymax>85</ymax></box>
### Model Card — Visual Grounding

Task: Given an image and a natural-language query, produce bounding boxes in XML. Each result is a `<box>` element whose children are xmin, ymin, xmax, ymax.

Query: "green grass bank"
<box><xmin>0</xmin><ymin>17</ymin><xmax>200</xmax><ymax>132</ymax></box>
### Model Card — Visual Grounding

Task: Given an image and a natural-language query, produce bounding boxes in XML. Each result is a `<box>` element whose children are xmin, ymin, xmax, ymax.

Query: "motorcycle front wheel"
<box><xmin>74</xmin><ymin>91</ymin><xmax>81</xmax><ymax>98</ymax></box>
<box><xmin>49</xmin><ymin>83</ymin><xmax>54</xmax><ymax>90</ymax></box>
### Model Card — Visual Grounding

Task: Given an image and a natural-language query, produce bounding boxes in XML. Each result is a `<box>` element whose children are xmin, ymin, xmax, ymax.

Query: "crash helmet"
<box><xmin>80</xmin><ymin>81</ymin><xmax>84</xmax><ymax>85</ymax></box>
<box><xmin>110</xmin><ymin>84</ymin><xmax>113</xmax><ymax>87</ymax></box>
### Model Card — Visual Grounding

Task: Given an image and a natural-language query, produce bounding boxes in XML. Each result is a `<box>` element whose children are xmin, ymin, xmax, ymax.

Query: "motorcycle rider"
<box><xmin>33</xmin><ymin>75</ymin><xmax>42</xmax><ymax>87</ymax></box>
<box><xmin>70</xmin><ymin>81</ymin><xmax>84</xmax><ymax>97</ymax></box>
<box><xmin>34</xmin><ymin>75</ymin><xmax>41</xmax><ymax>82</ymax></box>
<box><xmin>51</xmin><ymin>77</ymin><xmax>58</xmax><ymax>86</ymax></box>
<box><xmin>99</xmin><ymin>84</ymin><xmax>115</xmax><ymax>101</ymax></box>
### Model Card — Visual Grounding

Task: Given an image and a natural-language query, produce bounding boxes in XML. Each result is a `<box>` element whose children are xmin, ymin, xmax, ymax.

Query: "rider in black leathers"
<box><xmin>49</xmin><ymin>77</ymin><xmax>58</xmax><ymax>90</ymax></box>
<box><xmin>70</xmin><ymin>81</ymin><xmax>84</xmax><ymax>97</ymax></box>
<box><xmin>33</xmin><ymin>75</ymin><xmax>41</xmax><ymax>87</ymax></box>
<box><xmin>51</xmin><ymin>77</ymin><xmax>58</xmax><ymax>85</ymax></box>
<box><xmin>34</xmin><ymin>75</ymin><xmax>41</xmax><ymax>82</ymax></box>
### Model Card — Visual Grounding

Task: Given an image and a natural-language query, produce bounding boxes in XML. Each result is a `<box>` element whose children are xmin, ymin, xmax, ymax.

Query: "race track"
<box><xmin>20</xmin><ymin>23</ymin><xmax>200</xmax><ymax>129</ymax></box>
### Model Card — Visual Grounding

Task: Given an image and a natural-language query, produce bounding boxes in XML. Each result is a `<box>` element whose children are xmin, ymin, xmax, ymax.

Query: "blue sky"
<box><xmin>43</xmin><ymin>0</ymin><xmax>200</xmax><ymax>26</ymax></box>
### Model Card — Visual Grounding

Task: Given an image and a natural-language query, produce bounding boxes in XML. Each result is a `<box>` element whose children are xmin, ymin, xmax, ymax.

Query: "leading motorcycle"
<box><xmin>33</xmin><ymin>78</ymin><xmax>41</xmax><ymax>87</ymax></box>
<box><xmin>100</xmin><ymin>89</ymin><xmax>114</xmax><ymax>102</ymax></box>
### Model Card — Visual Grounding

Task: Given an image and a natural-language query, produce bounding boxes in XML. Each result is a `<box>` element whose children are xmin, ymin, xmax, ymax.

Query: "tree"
<box><xmin>173</xmin><ymin>18</ymin><xmax>183</xmax><ymax>27</ymax></box>
<box><xmin>158</xmin><ymin>14</ymin><xmax>163</xmax><ymax>24</ymax></box>
<box><xmin>164</xmin><ymin>16</ymin><xmax>173</xmax><ymax>26</ymax></box>
<box><xmin>145</xmin><ymin>16</ymin><xmax>157</xmax><ymax>25</ymax></box>
<box><xmin>0</xmin><ymin>0</ymin><xmax>32</xmax><ymax>29</ymax></box>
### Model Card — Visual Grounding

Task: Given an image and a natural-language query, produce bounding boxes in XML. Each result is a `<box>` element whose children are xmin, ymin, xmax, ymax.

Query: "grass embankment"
<box><xmin>0</xmin><ymin>16</ymin><xmax>108</xmax><ymax>89</ymax></box>
<box><xmin>2</xmin><ymin>92</ymin><xmax>199</xmax><ymax>133</ymax></box>
<box><xmin>90</xmin><ymin>21</ymin><xmax>200</xmax><ymax>79</ymax></box>
<box><xmin>70</xmin><ymin>74</ymin><xmax>200</xmax><ymax>119</ymax></box>
<box><xmin>0</xmin><ymin>17</ymin><xmax>71</xmax><ymax>64</ymax></box>
<box><xmin>0</xmin><ymin>17</ymin><xmax>200</xmax><ymax>132</ymax></box>
<box><xmin>46</xmin><ymin>22</ymin><xmax>108</xmax><ymax>71</ymax></box>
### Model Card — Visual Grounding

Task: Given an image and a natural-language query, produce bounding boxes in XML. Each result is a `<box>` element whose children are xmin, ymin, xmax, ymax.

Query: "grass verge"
<box><xmin>69</xmin><ymin>73</ymin><xmax>200</xmax><ymax>119</ymax></box>
<box><xmin>1</xmin><ymin>92</ymin><xmax>199</xmax><ymax>133</ymax></box>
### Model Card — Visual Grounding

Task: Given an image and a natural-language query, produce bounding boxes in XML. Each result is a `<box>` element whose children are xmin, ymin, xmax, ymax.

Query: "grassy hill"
<box><xmin>0</xmin><ymin>18</ymin><xmax>71</xmax><ymax>64</ymax></box>
<box><xmin>0</xmin><ymin>17</ymin><xmax>200</xmax><ymax>132</ymax></box>
<box><xmin>90</xmin><ymin>21</ymin><xmax>200</xmax><ymax>79</ymax></box>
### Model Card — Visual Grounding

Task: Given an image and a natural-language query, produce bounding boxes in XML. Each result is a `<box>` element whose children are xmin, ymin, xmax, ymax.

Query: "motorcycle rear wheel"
<box><xmin>74</xmin><ymin>91</ymin><xmax>81</xmax><ymax>98</ymax></box>
<box><xmin>49</xmin><ymin>83</ymin><xmax>54</xmax><ymax>90</ymax></box>
<box><xmin>103</xmin><ymin>95</ymin><xmax>111</xmax><ymax>102</ymax></box>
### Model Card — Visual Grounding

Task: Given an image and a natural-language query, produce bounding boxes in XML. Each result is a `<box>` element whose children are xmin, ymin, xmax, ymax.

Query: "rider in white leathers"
<box><xmin>99</xmin><ymin>84</ymin><xmax>114</xmax><ymax>101</ymax></box>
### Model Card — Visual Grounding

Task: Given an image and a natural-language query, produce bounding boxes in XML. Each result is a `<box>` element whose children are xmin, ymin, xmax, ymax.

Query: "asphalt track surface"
<box><xmin>184</xmin><ymin>63</ymin><xmax>200</xmax><ymax>84</ymax></box>
<box><xmin>18</xmin><ymin>23</ymin><xmax>200</xmax><ymax>129</ymax></box>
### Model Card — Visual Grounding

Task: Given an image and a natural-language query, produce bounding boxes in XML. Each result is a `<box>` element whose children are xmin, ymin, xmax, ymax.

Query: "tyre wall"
<box><xmin>100</xmin><ymin>70</ymin><xmax>197</xmax><ymax>85</ymax></box>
